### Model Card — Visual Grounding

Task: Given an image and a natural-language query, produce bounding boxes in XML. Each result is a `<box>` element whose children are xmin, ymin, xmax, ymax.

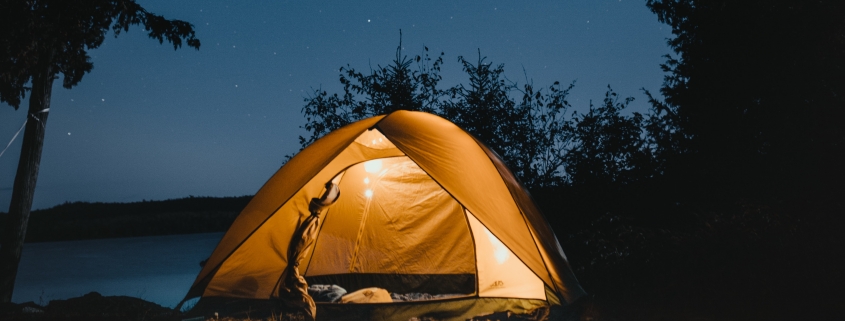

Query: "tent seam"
<box><xmin>377</xmin><ymin>114</ymin><xmax>554</xmax><ymax>297</ymax></box>
<box><xmin>192</xmin><ymin>125</ymin><xmax>376</xmax><ymax>299</ymax></box>
<box><xmin>464</xmin><ymin>135</ymin><xmax>558</xmax><ymax>294</ymax></box>
<box><xmin>461</xmin><ymin>207</ymin><xmax>481</xmax><ymax>298</ymax></box>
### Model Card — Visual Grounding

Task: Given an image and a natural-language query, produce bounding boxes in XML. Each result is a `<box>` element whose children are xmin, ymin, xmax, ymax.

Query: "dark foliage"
<box><xmin>564</xmin><ymin>87</ymin><xmax>652</xmax><ymax>188</ymax></box>
<box><xmin>300</xmin><ymin>38</ymin><xmax>654</xmax><ymax>191</ymax></box>
<box><xmin>0</xmin><ymin>196</ymin><xmax>250</xmax><ymax>243</ymax></box>
<box><xmin>299</xmin><ymin>40</ymin><xmax>445</xmax><ymax>147</ymax></box>
<box><xmin>646</xmin><ymin>0</ymin><xmax>845</xmax><ymax>202</ymax></box>
<box><xmin>0</xmin><ymin>0</ymin><xmax>200</xmax><ymax>108</ymax></box>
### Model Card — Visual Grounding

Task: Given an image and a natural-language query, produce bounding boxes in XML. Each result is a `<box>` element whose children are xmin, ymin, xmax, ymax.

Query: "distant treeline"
<box><xmin>0</xmin><ymin>196</ymin><xmax>251</xmax><ymax>243</ymax></box>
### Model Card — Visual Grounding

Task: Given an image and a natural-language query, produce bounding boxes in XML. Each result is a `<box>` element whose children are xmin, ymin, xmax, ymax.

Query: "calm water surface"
<box><xmin>13</xmin><ymin>232</ymin><xmax>223</xmax><ymax>308</ymax></box>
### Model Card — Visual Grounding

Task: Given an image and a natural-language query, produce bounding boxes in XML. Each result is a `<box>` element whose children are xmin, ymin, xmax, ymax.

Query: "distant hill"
<box><xmin>0</xmin><ymin>196</ymin><xmax>252</xmax><ymax>243</ymax></box>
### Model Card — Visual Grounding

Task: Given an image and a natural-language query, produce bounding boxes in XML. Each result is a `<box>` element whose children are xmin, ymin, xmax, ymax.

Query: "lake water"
<box><xmin>12</xmin><ymin>232</ymin><xmax>224</xmax><ymax>308</ymax></box>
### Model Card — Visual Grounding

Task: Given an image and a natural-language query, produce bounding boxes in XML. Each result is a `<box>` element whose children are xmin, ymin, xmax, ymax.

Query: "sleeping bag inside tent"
<box><xmin>180</xmin><ymin>110</ymin><xmax>585</xmax><ymax>320</ymax></box>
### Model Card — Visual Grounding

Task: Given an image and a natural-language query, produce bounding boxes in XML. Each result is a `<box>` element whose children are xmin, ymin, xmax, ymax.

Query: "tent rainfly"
<box><xmin>180</xmin><ymin>111</ymin><xmax>585</xmax><ymax>320</ymax></box>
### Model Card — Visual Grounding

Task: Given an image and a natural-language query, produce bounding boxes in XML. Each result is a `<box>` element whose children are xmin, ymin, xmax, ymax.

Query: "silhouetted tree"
<box><xmin>0</xmin><ymin>0</ymin><xmax>200</xmax><ymax>302</ymax></box>
<box><xmin>299</xmin><ymin>39</ymin><xmax>445</xmax><ymax>147</ymax></box>
<box><xmin>300</xmin><ymin>42</ymin><xmax>580</xmax><ymax>188</ymax></box>
<box><xmin>442</xmin><ymin>54</ymin><xmax>575</xmax><ymax>188</ymax></box>
<box><xmin>512</xmin><ymin>80</ymin><xmax>576</xmax><ymax>188</ymax></box>
<box><xmin>565</xmin><ymin>87</ymin><xmax>650</xmax><ymax>188</ymax></box>
<box><xmin>641</xmin><ymin>89</ymin><xmax>686</xmax><ymax>178</ymax></box>
<box><xmin>646</xmin><ymin>0</ymin><xmax>845</xmax><ymax>200</ymax></box>
<box><xmin>441</xmin><ymin>54</ymin><xmax>517</xmax><ymax>163</ymax></box>
<box><xmin>298</xmin><ymin>35</ymin><xmax>671</xmax><ymax>194</ymax></box>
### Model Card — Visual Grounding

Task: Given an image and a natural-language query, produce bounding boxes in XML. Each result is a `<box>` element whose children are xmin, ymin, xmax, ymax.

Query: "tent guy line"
<box><xmin>0</xmin><ymin>109</ymin><xmax>49</xmax><ymax>160</ymax></box>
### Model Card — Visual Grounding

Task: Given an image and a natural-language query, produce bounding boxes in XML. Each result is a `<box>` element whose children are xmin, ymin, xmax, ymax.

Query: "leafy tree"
<box><xmin>0</xmin><ymin>0</ymin><xmax>200</xmax><ymax>302</ymax></box>
<box><xmin>511</xmin><ymin>80</ymin><xmax>575</xmax><ymax>188</ymax></box>
<box><xmin>442</xmin><ymin>54</ymin><xmax>575</xmax><ymax>188</ymax></box>
<box><xmin>641</xmin><ymin>89</ymin><xmax>686</xmax><ymax>178</ymax></box>
<box><xmin>441</xmin><ymin>54</ymin><xmax>517</xmax><ymax>160</ymax></box>
<box><xmin>300</xmin><ymin>44</ymin><xmax>578</xmax><ymax>188</ymax></box>
<box><xmin>646</xmin><ymin>0</ymin><xmax>845</xmax><ymax>200</ymax></box>
<box><xmin>300</xmin><ymin>42</ymin><xmax>445</xmax><ymax>147</ymax></box>
<box><xmin>564</xmin><ymin>87</ymin><xmax>650</xmax><ymax>188</ymax></box>
<box><xmin>298</xmin><ymin>37</ymin><xmax>664</xmax><ymax>193</ymax></box>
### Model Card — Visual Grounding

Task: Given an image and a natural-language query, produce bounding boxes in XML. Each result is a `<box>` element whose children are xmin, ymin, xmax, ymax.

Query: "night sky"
<box><xmin>1</xmin><ymin>0</ymin><xmax>671</xmax><ymax>211</ymax></box>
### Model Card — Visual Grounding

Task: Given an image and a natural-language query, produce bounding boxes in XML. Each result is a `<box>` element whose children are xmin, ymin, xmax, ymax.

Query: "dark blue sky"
<box><xmin>1</xmin><ymin>0</ymin><xmax>671</xmax><ymax>210</ymax></box>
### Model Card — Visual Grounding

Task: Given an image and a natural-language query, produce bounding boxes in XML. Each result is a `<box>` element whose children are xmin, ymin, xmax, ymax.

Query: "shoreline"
<box><xmin>2</xmin><ymin>292</ymin><xmax>181</xmax><ymax>321</ymax></box>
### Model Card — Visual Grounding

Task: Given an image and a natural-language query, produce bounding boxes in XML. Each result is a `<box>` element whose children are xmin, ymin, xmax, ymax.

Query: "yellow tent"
<box><xmin>182</xmin><ymin>111</ymin><xmax>584</xmax><ymax>320</ymax></box>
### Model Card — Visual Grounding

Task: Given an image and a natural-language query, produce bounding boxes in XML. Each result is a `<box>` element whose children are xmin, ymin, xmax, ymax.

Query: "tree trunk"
<box><xmin>0</xmin><ymin>68</ymin><xmax>54</xmax><ymax>303</ymax></box>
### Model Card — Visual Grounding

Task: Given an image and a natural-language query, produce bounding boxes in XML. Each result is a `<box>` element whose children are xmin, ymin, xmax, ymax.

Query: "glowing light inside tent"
<box><xmin>363</xmin><ymin>177</ymin><xmax>370</xmax><ymax>184</ymax></box>
<box><xmin>484</xmin><ymin>229</ymin><xmax>510</xmax><ymax>264</ymax></box>
<box><xmin>364</xmin><ymin>189</ymin><xmax>373</xmax><ymax>198</ymax></box>
<box><xmin>364</xmin><ymin>159</ymin><xmax>382</xmax><ymax>173</ymax></box>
